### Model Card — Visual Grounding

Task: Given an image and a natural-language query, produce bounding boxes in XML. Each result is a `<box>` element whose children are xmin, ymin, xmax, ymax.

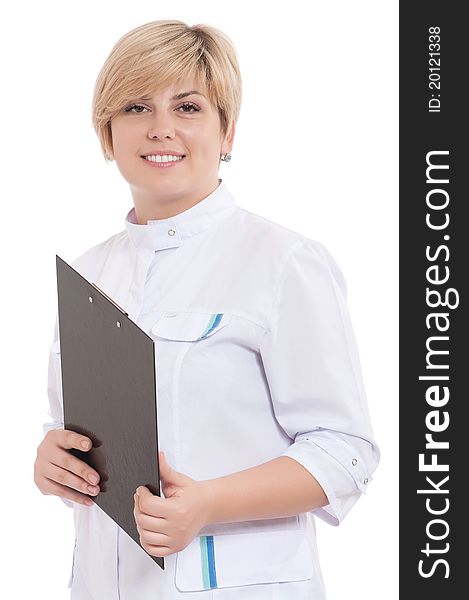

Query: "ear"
<box><xmin>221</xmin><ymin>119</ymin><xmax>236</xmax><ymax>154</ymax></box>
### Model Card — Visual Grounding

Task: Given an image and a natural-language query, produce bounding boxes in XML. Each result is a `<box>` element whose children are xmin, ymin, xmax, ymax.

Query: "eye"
<box><xmin>124</xmin><ymin>104</ymin><xmax>149</xmax><ymax>114</ymax></box>
<box><xmin>123</xmin><ymin>102</ymin><xmax>201</xmax><ymax>114</ymax></box>
<box><xmin>178</xmin><ymin>102</ymin><xmax>201</xmax><ymax>113</ymax></box>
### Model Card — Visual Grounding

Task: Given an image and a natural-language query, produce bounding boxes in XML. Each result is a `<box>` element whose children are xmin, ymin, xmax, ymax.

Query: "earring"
<box><xmin>220</xmin><ymin>152</ymin><xmax>232</xmax><ymax>162</ymax></box>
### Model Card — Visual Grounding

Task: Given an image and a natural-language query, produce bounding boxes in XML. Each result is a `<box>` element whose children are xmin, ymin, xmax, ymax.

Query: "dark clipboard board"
<box><xmin>55</xmin><ymin>255</ymin><xmax>164</xmax><ymax>570</ymax></box>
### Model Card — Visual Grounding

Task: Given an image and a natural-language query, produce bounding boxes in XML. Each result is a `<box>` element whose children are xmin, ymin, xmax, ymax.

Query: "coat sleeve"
<box><xmin>259</xmin><ymin>239</ymin><xmax>380</xmax><ymax>526</ymax></box>
<box><xmin>42</xmin><ymin>313</ymin><xmax>74</xmax><ymax>509</ymax></box>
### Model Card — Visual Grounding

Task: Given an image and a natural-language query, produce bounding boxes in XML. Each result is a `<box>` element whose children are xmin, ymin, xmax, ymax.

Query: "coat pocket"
<box><xmin>174</xmin><ymin>513</ymin><xmax>315</xmax><ymax>592</ymax></box>
<box><xmin>151</xmin><ymin>311</ymin><xmax>232</xmax><ymax>342</ymax></box>
<box><xmin>197</xmin><ymin>514</ymin><xmax>301</xmax><ymax>537</ymax></box>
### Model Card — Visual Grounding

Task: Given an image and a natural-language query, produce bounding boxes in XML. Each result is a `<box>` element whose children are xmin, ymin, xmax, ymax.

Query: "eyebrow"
<box><xmin>140</xmin><ymin>90</ymin><xmax>206</xmax><ymax>101</ymax></box>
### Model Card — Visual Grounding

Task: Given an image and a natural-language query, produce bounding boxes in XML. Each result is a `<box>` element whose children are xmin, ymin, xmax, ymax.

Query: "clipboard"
<box><xmin>55</xmin><ymin>255</ymin><xmax>164</xmax><ymax>570</ymax></box>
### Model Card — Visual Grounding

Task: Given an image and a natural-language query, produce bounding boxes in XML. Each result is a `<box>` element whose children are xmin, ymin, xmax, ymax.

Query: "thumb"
<box><xmin>158</xmin><ymin>451</ymin><xmax>192</xmax><ymax>487</ymax></box>
<box><xmin>158</xmin><ymin>450</ymin><xmax>174</xmax><ymax>480</ymax></box>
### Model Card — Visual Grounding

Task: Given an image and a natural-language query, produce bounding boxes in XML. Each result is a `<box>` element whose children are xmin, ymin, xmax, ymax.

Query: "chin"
<box><xmin>143</xmin><ymin>182</ymin><xmax>187</xmax><ymax>195</ymax></box>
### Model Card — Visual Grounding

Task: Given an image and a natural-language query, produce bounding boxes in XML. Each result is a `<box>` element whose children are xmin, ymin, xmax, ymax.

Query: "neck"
<box><xmin>131</xmin><ymin>177</ymin><xmax>221</xmax><ymax>224</ymax></box>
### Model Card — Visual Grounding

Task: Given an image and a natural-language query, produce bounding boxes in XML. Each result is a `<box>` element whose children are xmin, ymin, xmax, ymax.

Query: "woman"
<box><xmin>34</xmin><ymin>19</ymin><xmax>380</xmax><ymax>600</ymax></box>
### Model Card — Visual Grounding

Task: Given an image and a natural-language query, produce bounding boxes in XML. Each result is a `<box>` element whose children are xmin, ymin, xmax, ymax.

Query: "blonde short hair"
<box><xmin>92</xmin><ymin>20</ymin><xmax>242</xmax><ymax>162</ymax></box>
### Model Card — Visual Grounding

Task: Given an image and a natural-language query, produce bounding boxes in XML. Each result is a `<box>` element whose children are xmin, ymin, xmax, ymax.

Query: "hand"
<box><xmin>34</xmin><ymin>429</ymin><xmax>101</xmax><ymax>506</ymax></box>
<box><xmin>133</xmin><ymin>452</ymin><xmax>211</xmax><ymax>557</ymax></box>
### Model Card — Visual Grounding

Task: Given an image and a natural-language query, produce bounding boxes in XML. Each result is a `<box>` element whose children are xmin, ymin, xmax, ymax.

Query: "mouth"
<box><xmin>141</xmin><ymin>154</ymin><xmax>186</xmax><ymax>168</ymax></box>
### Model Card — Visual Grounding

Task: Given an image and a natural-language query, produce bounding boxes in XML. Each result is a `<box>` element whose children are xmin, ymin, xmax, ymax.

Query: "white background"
<box><xmin>1</xmin><ymin>1</ymin><xmax>398</xmax><ymax>598</ymax></box>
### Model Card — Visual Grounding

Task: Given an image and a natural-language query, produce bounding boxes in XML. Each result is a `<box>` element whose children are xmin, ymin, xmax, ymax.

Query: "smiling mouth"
<box><xmin>141</xmin><ymin>154</ymin><xmax>186</xmax><ymax>164</ymax></box>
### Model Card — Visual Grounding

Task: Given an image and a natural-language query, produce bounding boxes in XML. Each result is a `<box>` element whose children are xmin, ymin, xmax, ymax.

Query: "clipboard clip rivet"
<box><xmin>89</xmin><ymin>296</ymin><xmax>93</xmax><ymax>303</ymax></box>
<box><xmin>116</xmin><ymin>321</ymin><xmax>121</xmax><ymax>328</ymax></box>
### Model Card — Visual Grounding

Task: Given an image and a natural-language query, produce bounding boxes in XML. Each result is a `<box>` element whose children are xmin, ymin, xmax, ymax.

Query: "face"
<box><xmin>110</xmin><ymin>77</ymin><xmax>235</xmax><ymax>222</ymax></box>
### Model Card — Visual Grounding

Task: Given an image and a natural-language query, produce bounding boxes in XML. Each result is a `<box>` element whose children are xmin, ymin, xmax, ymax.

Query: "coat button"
<box><xmin>352</xmin><ymin>459</ymin><xmax>358</xmax><ymax>466</ymax></box>
<box><xmin>168</xmin><ymin>228</ymin><xmax>176</xmax><ymax>236</ymax></box>
<box><xmin>363</xmin><ymin>478</ymin><xmax>369</xmax><ymax>485</ymax></box>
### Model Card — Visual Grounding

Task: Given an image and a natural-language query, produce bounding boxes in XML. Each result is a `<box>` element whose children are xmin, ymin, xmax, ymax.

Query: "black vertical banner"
<box><xmin>400</xmin><ymin>2</ymin><xmax>466</xmax><ymax>596</ymax></box>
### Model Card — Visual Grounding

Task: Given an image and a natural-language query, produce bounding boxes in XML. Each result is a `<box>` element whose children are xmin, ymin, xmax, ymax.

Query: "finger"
<box><xmin>134</xmin><ymin>492</ymin><xmax>145</xmax><ymax>523</ymax></box>
<box><xmin>42</xmin><ymin>477</ymin><xmax>94</xmax><ymax>506</ymax></box>
<box><xmin>136</xmin><ymin>487</ymin><xmax>166</xmax><ymax>517</ymax></box>
<box><xmin>45</xmin><ymin>462</ymin><xmax>100</xmax><ymax>496</ymax></box>
<box><xmin>134</xmin><ymin>506</ymin><xmax>168</xmax><ymax>533</ymax></box>
<box><xmin>55</xmin><ymin>429</ymin><xmax>94</xmax><ymax>453</ymax></box>
<box><xmin>142</xmin><ymin>542</ymin><xmax>172</xmax><ymax>558</ymax></box>
<box><xmin>52</xmin><ymin>449</ymin><xmax>100</xmax><ymax>487</ymax></box>
<box><xmin>136</xmin><ymin>486</ymin><xmax>153</xmax><ymax>499</ymax></box>
<box><xmin>139</xmin><ymin>528</ymin><xmax>171</xmax><ymax>547</ymax></box>
<box><xmin>136</xmin><ymin>510</ymin><xmax>168</xmax><ymax>529</ymax></box>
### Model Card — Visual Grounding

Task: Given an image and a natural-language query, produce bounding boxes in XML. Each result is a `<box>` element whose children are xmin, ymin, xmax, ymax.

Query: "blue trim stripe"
<box><xmin>198</xmin><ymin>313</ymin><xmax>223</xmax><ymax>340</ymax></box>
<box><xmin>206</xmin><ymin>536</ymin><xmax>217</xmax><ymax>588</ymax></box>
<box><xmin>200</xmin><ymin>536</ymin><xmax>210</xmax><ymax>589</ymax></box>
<box><xmin>199</xmin><ymin>535</ymin><xmax>218</xmax><ymax>589</ymax></box>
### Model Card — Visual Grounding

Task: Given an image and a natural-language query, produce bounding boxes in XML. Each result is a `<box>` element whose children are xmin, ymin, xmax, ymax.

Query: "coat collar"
<box><xmin>124</xmin><ymin>179</ymin><xmax>236</xmax><ymax>252</ymax></box>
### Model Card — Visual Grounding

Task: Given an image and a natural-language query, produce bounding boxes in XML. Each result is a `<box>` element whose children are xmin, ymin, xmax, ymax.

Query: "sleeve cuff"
<box><xmin>42</xmin><ymin>421</ymin><xmax>65</xmax><ymax>436</ymax></box>
<box><xmin>280</xmin><ymin>436</ymin><xmax>371</xmax><ymax>526</ymax></box>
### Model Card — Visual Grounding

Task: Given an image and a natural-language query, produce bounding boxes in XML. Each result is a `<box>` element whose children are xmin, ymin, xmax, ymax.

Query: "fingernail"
<box><xmin>136</xmin><ymin>487</ymin><xmax>140</xmax><ymax>496</ymax></box>
<box><xmin>88</xmin><ymin>474</ymin><xmax>99</xmax><ymax>484</ymax></box>
<box><xmin>81</xmin><ymin>440</ymin><xmax>91</xmax><ymax>450</ymax></box>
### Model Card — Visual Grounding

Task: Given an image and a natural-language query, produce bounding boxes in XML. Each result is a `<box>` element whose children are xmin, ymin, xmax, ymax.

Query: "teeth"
<box><xmin>144</xmin><ymin>154</ymin><xmax>183</xmax><ymax>163</ymax></box>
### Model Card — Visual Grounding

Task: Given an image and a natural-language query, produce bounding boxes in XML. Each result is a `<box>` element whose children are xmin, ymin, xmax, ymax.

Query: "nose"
<box><xmin>147</xmin><ymin>111</ymin><xmax>176</xmax><ymax>140</ymax></box>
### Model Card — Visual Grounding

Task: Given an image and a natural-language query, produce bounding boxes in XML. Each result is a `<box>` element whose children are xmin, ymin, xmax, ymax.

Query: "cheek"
<box><xmin>183</xmin><ymin>116</ymin><xmax>220</xmax><ymax>143</ymax></box>
<box><xmin>187</xmin><ymin>129</ymin><xmax>221</xmax><ymax>159</ymax></box>
<box><xmin>111</xmin><ymin>122</ymin><xmax>141</xmax><ymax>155</ymax></box>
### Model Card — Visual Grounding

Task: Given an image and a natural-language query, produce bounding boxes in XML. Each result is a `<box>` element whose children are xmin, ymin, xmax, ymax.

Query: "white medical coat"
<box><xmin>43</xmin><ymin>178</ymin><xmax>380</xmax><ymax>598</ymax></box>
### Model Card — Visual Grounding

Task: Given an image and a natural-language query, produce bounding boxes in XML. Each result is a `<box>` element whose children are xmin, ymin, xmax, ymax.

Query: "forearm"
<box><xmin>200</xmin><ymin>456</ymin><xmax>329</xmax><ymax>525</ymax></box>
